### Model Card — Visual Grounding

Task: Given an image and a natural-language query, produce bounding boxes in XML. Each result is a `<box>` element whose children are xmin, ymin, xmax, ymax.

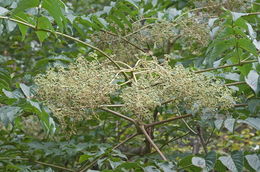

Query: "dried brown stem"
<box><xmin>99</xmin><ymin>104</ymin><xmax>125</xmax><ymax>108</ymax></box>
<box><xmin>100</xmin><ymin>107</ymin><xmax>136</xmax><ymax>124</ymax></box>
<box><xmin>234</xmin><ymin>103</ymin><xmax>248</xmax><ymax>107</ymax></box>
<box><xmin>225</xmin><ymin>81</ymin><xmax>246</xmax><ymax>86</ymax></box>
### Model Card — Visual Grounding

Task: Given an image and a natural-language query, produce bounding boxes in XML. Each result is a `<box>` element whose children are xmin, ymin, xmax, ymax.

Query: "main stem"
<box><xmin>140</xmin><ymin>125</ymin><xmax>167</xmax><ymax>161</ymax></box>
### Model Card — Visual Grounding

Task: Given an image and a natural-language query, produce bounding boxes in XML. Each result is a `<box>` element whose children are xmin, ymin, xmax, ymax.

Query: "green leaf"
<box><xmin>0</xmin><ymin>6</ymin><xmax>9</xmax><ymax>15</ymax></box>
<box><xmin>238</xmin><ymin>63</ymin><xmax>252</xmax><ymax>77</ymax></box>
<box><xmin>13</xmin><ymin>0</ymin><xmax>39</xmax><ymax>14</ymax></box>
<box><xmin>36</xmin><ymin>16</ymin><xmax>53</xmax><ymax>42</ymax></box>
<box><xmin>205</xmin><ymin>151</ymin><xmax>217</xmax><ymax>171</ymax></box>
<box><xmin>231</xmin><ymin>12</ymin><xmax>247</xmax><ymax>21</ymax></box>
<box><xmin>246</xmin><ymin>23</ymin><xmax>256</xmax><ymax>39</ymax></box>
<box><xmin>42</xmin><ymin>0</ymin><xmax>66</xmax><ymax>31</ymax></box>
<box><xmin>79</xmin><ymin>154</ymin><xmax>92</xmax><ymax>163</ymax></box>
<box><xmin>14</xmin><ymin>13</ymin><xmax>29</xmax><ymax>40</ymax></box>
<box><xmin>214</xmin><ymin>119</ymin><xmax>224</xmax><ymax>130</ymax></box>
<box><xmin>124</xmin><ymin>0</ymin><xmax>140</xmax><ymax>9</ymax></box>
<box><xmin>19</xmin><ymin>83</ymin><xmax>32</xmax><ymax>98</ymax></box>
<box><xmin>108</xmin><ymin>159</ymin><xmax>121</xmax><ymax>169</ymax></box>
<box><xmin>245</xmin><ymin>70</ymin><xmax>259</xmax><ymax>95</ymax></box>
<box><xmin>238</xmin><ymin>118</ymin><xmax>260</xmax><ymax>130</ymax></box>
<box><xmin>21</xmin><ymin>100</ymin><xmax>56</xmax><ymax>134</ymax></box>
<box><xmin>245</xmin><ymin>154</ymin><xmax>260</xmax><ymax>171</ymax></box>
<box><xmin>6</xmin><ymin>20</ymin><xmax>16</xmax><ymax>32</ymax></box>
<box><xmin>0</xmin><ymin>69</ymin><xmax>11</xmax><ymax>90</ymax></box>
<box><xmin>3</xmin><ymin>89</ymin><xmax>25</xmax><ymax>99</ymax></box>
<box><xmin>219</xmin><ymin>151</ymin><xmax>244</xmax><ymax>172</ymax></box>
<box><xmin>116</xmin><ymin>162</ymin><xmax>140</xmax><ymax>170</ymax></box>
<box><xmin>0</xmin><ymin>106</ymin><xmax>22</xmax><ymax>126</ymax></box>
<box><xmin>156</xmin><ymin>162</ymin><xmax>176</xmax><ymax>172</ymax></box>
<box><xmin>192</xmin><ymin>157</ymin><xmax>206</xmax><ymax>169</ymax></box>
<box><xmin>247</xmin><ymin>98</ymin><xmax>260</xmax><ymax>114</ymax></box>
<box><xmin>224</xmin><ymin>118</ymin><xmax>236</xmax><ymax>132</ymax></box>
<box><xmin>32</xmin><ymin>55</ymin><xmax>72</xmax><ymax>73</ymax></box>
<box><xmin>206</xmin><ymin>39</ymin><xmax>236</xmax><ymax>66</ymax></box>
<box><xmin>143</xmin><ymin>166</ymin><xmax>160</xmax><ymax>172</ymax></box>
<box><xmin>108</xmin><ymin>15</ymin><xmax>125</xmax><ymax>30</ymax></box>
<box><xmin>238</xmin><ymin>38</ymin><xmax>258</xmax><ymax>57</ymax></box>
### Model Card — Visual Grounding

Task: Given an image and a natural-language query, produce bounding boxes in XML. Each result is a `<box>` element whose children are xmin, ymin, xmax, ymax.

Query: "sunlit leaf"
<box><xmin>245</xmin><ymin>154</ymin><xmax>260</xmax><ymax>171</ymax></box>
<box><xmin>219</xmin><ymin>151</ymin><xmax>244</xmax><ymax>172</ymax></box>
<box><xmin>0</xmin><ymin>106</ymin><xmax>22</xmax><ymax>126</ymax></box>
<box><xmin>245</xmin><ymin>70</ymin><xmax>259</xmax><ymax>95</ymax></box>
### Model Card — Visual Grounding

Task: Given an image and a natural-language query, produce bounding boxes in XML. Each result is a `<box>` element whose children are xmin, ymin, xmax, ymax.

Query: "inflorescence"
<box><xmin>35</xmin><ymin>56</ymin><xmax>236</xmax><ymax>131</ymax></box>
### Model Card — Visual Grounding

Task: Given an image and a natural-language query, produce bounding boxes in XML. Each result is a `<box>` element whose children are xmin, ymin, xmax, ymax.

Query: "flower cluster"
<box><xmin>120</xmin><ymin>59</ymin><xmax>235</xmax><ymax>121</ymax></box>
<box><xmin>194</xmin><ymin>0</ymin><xmax>251</xmax><ymax>15</ymax></box>
<box><xmin>178</xmin><ymin>16</ymin><xmax>210</xmax><ymax>50</ymax></box>
<box><xmin>92</xmin><ymin>18</ymin><xmax>210</xmax><ymax>63</ymax></box>
<box><xmin>35</xmin><ymin>56</ymin><xmax>236</xmax><ymax>125</ymax></box>
<box><xmin>34</xmin><ymin>57</ymin><xmax>118</xmax><ymax>132</ymax></box>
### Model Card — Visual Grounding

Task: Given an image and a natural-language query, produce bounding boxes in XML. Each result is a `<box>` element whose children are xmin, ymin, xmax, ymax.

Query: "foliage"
<box><xmin>0</xmin><ymin>0</ymin><xmax>259</xmax><ymax>171</ymax></box>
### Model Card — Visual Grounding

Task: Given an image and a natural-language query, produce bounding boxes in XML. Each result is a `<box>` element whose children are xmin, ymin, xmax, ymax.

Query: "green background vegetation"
<box><xmin>0</xmin><ymin>0</ymin><xmax>259</xmax><ymax>171</ymax></box>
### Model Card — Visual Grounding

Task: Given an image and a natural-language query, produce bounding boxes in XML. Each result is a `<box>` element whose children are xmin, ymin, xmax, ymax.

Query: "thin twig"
<box><xmin>146</xmin><ymin>114</ymin><xmax>192</xmax><ymax>128</ymax></box>
<box><xmin>244</xmin><ymin>12</ymin><xmax>260</xmax><ymax>16</ymax></box>
<box><xmin>234</xmin><ymin>103</ymin><xmax>248</xmax><ymax>107</ymax></box>
<box><xmin>99</xmin><ymin>104</ymin><xmax>125</xmax><ymax>108</ymax></box>
<box><xmin>100</xmin><ymin>107</ymin><xmax>136</xmax><ymax>124</ymax></box>
<box><xmin>195</xmin><ymin>60</ymin><xmax>258</xmax><ymax>73</ymax></box>
<box><xmin>159</xmin><ymin>131</ymin><xmax>191</xmax><ymax>150</ymax></box>
<box><xmin>176</xmin><ymin>106</ymin><xmax>197</xmax><ymax>135</ymax></box>
<box><xmin>225</xmin><ymin>81</ymin><xmax>246</xmax><ymax>87</ymax></box>
<box><xmin>139</xmin><ymin>125</ymin><xmax>167</xmax><ymax>160</ymax></box>
<box><xmin>205</xmin><ymin>127</ymin><xmax>215</xmax><ymax>145</ymax></box>
<box><xmin>0</xmin><ymin>15</ymin><xmax>129</xmax><ymax>80</ymax></box>
<box><xmin>101</xmin><ymin>29</ymin><xmax>147</xmax><ymax>53</ymax></box>
<box><xmin>124</xmin><ymin>23</ymin><xmax>154</xmax><ymax>38</ymax></box>
<box><xmin>78</xmin><ymin>133</ymin><xmax>139</xmax><ymax>172</ymax></box>
<box><xmin>172</xmin><ymin>3</ymin><xmax>223</xmax><ymax>24</ymax></box>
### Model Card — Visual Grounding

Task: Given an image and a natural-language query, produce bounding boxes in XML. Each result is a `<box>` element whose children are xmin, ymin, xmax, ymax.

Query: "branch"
<box><xmin>195</xmin><ymin>60</ymin><xmax>258</xmax><ymax>73</ymax></box>
<box><xmin>99</xmin><ymin>104</ymin><xmax>125</xmax><ymax>108</ymax></box>
<box><xmin>196</xmin><ymin>126</ymin><xmax>208</xmax><ymax>154</ymax></box>
<box><xmin>124</xmin><ymin>23</ymin><xmax>154</xmax><ymax>38</ymax></box>
<box><xmin>146</xmin><ymin>114</ymin><xmax>192</xmax><ymax>128</ymax></box>
<box><xmin>78</xmin><ymin>133</ymin><xmax>138</xmax><ymax>172</ymax></box>
<box><xmin>0</xmin><ymin>15</ymin><xmax>129</xmax><ymax>79</ymax></box>
<box><xmin>100</xmin><ymin>107</ymin><xmax>136</xmax><ymax>124</ymax></box>
<box><xmin>139</xmin><ymin>125</ymin><xmax>167</xmax><ymax>160</ymax></box>
<box><xmin>225</xmin><ymin>81</ymin><xmax>246</xmax><ymax>87</ymax></box>
<box><xmin>205</xmin><ymin>127</ymin><xmax>215</xmax><ymax>145</ymax></box>
<box><xmin>101</xmin><ymin>29</ymin><xmax>147</xmax><ymax>53</ymax></box>
<box><xmin>172</xmin><ymin>3</ymin><xmax>223</xmax><ymax>23</ymax></box>
<box><xmin>244</xmin><ymin>12</ymin><xmax>260</xmax><ymax>16</ymax></box>
<box><xmin>234</xmin><ymin>103</ymin><xmax>248</xmax><ymax>107</ymax></box>
<box><xmin>159</xmin><ymin>131</ymin><xmax>190</xmax><ymax>151</ymax></box>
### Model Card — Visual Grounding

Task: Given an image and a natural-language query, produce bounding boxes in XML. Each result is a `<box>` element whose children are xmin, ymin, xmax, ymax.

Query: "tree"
<box><xmin>0</xmin><ymin>0</ymin><xmax>259</xmax><ymax>171</ymax></box>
